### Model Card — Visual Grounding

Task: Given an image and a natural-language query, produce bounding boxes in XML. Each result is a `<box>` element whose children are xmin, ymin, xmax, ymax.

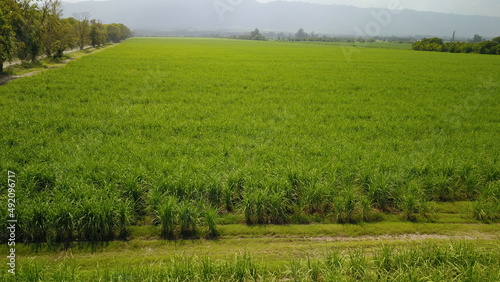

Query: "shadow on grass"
<box><xmin>27</xmin><ymin>240</ymin><xmax>112</xmax><ymax>254</ymax></box>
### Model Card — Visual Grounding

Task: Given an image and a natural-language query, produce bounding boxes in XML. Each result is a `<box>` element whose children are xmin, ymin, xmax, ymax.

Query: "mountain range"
<box><xmin>61</xmin><ymin>0</ymin><xmax>500</xmax><ymax>38</ymax></box>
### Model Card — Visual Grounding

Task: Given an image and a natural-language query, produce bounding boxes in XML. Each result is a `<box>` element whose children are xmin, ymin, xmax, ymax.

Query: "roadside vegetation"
<box><xmin>0</xmin><ymin>0</ymin><xmax>131</xmax><ymax>74</ymax></box>
<box><xmin>1</xmin><ymin>44</ymin><xmax>113</xmax><ymax>78</ymax></box>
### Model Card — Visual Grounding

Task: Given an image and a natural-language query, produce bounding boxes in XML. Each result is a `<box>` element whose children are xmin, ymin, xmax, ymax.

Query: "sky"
<box><xmin>61</xmin><ymin>0</ymin><xmax>500</xmax><ymax>18</ymax></box>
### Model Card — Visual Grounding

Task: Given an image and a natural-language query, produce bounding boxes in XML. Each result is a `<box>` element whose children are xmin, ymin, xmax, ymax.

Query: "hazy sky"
<box><xmin>62</xmin><ymin>0</ymin><xmax>500</xmax><ymax>18</ymax></box>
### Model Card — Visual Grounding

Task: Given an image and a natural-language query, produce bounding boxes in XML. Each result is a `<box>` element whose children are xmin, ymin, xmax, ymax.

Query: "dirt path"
<box><xmin>225</xmin><ymin>232</ymin><xmax>500</xmax><ymax>242</ymax></box>
<box><xmin>0</xmin><ymin>58</ymin><xmax>74</xmax><ymax>85</ymax></box>
<box><xmin>302</xmin><ymin>233</ymin><xmax>499</xmax><ymax>242</ymax></box>
<box><xmin>0</xmin><ymin>44</ymin><xmax>119</xmax><ymax>85</ymax></box>
<box><xmin>1</xmin><ymin>47</ymin><xmax>88</xmax><ymax>69</ymax></box>
<box><xmin>0</xmin><ymin>71</ymin><xmax>43</xmax><ymax>85</ymax></box>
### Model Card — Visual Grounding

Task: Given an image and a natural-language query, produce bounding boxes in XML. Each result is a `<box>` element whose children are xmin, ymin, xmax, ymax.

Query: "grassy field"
<box><xmin>0</xmin><ymin>37</ymin><xmax>499</xmax><ymax>279</ymax></box>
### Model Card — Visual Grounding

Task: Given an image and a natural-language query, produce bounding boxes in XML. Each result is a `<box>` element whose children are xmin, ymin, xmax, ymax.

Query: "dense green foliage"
<box><xmin>0</xmin><ymin>0</ymin><xmax>131</xmax><ymax>72</ymax></box>
<box><xmin>413</xmin><ymin>36</ymin><xmax>500</xmax><ymax>55</ymax></box>
<box><xmin>1</xmin><ymin>38</ymin><xmax>499</xmax><ymax>243</ymax></box>
<box><xmin>0</xmin><ymin>0</ymin><xmax>22</xmax><ymax>72</ymax></box>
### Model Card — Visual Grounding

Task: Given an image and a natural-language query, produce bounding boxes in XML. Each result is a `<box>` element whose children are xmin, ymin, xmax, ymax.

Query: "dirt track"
<box><xmin>1</xmin><ymin>47</ymin><xmax>87</xmax><ymax>70</ymax></box>
<box><xmin>0</xmin><ymin>71</ymin><xmax>43</xmax><ymax>85</ymax></box>
<box><xmin>303</xmin><ymin>233</ymin><xmax>498</xmax><ymax>242</ymax></box>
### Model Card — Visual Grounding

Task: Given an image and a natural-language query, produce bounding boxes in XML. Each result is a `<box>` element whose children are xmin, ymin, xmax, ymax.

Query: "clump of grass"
<box><xmin>241</xmin><ymin>187</ymin><xmax>292</xmax><ymax>225</ymax></box>
<box><xmin>155</xmin><ymin>196</ymin><xmax>177</xmax><ymax>239</ymax></box>
<box><xmin>19</xmin><ymin>201</ymin><xmax>50</xmax><ymax>243</ymax></box>
<box><xmin>473</xmin><ymin>183</ymin><xmax>500</xmax><ymax>223</ymax></box>
<box><xmin>332</xmin><ymin>187</ymin><xmax>360</xmax><ymax>223</ymax></box>
<box><xmin>396</xmin><ymin>181</ymin><xmax>432</xmax><ymax>221</ymax></box>
<box><xmin>301</xmin><ymin>183</ymin><xmax>331</xmax><ymax>214</ymax></box>
<box><xmin>178</xmin><ymin>201</ymin><xmax>199</xmax><ymax>238</ymax></box>
<box><xmin>75</xmin><ymin>197</ymin><xmax>115</xmax><ymax>242</ymax></box>
<box><xmin>365</xmin><ymin>173</ymin><xmax>393</xmax><ymax>211</ymax></box>
<box><xmin>49</xmin><ymin>199</ymin><xmax>75</xmax><ymax>243</ymax></box>
<box><xmin>155</xmin><ymin>196</ymin><xmax>221</xmax><ymax>239</ymax></box>
<box><xmin>204</xmin><ymin>207</ymin><xmax>220</xmax><ymax>238</ymax></box>
<box><xmin>115</xmin><ymin>199</ymin><xmax>133</xmax><ymax>239</ymax></box>
<box><xmin>221</xmin><ymin>184</ymin><xmax>235</xmax><ymax>212</ymax></box>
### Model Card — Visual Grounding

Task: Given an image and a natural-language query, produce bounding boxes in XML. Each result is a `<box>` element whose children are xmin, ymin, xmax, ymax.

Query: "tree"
<box><xmin>73</xmin><ymin>12</ymin><xmax>90</xmax><ymax>50</ymax></box>
<box><xmin>249</xmin><ymin>28</ymin><xmax>265</xmax><ymax>41</ymax></box>
<box><xmin>40</xmin><ymin>0</ymin><xmax>63</xmax><ymax>58</ymax></box>
<box><xmin>52</xmin><ymin>17</ymin><xmax>78</xmax><ymax>58</ymax></box>
<box><xmin>16</xmin><ymin>0</ymin><xmax>43</xmax><ymax>62</ymax></box>
<box><xmin>295</xmin><ymin>28</ymin><xmax>308</xmax><ymax>39</ymax></box>
<box><xmin>0</xmin><ymin>0</ymin><xmax>21</xmax><ymax>72</ymax></box>
<box><xmin>90</xmin><ymin>19</ymin><xmax>107</xmax><ymax>47</ymax></box>
<box><xmin>106</xmin><ymin>23</ymin><xmax>131</xmax><ymax>43</ymax></box>
<box><xmin>118</xmin><ymin>23</ymin><xmax>132</xmax><ymax>40</ymax></box>
<box><xmin>471</xmin><ymin>34</ymin><xmax>482</xmax><ymax>43</ymax></box>
<box><xmin>106</xmin><ymin>23</ymin><xmax>121</xmax><ymax>43</ymax></box>
<box><xmin>412</xmin><ymin>37</ymin><xmax>444</xmax><ymax>51</ymax></box>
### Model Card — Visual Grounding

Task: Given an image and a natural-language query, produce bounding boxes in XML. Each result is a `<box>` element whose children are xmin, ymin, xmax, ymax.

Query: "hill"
<box><xmin>62</xmin><ymin>0</ymin><xmax>500</xmax><ymax>38</ymax></box>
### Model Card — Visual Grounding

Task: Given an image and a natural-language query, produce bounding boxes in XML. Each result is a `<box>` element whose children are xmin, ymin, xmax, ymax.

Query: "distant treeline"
<box><xmin>223</xmin><ymin>28</ymin><xmax>267</xmax><ymax>41</ymax></box>
<box><xmin>275</xmin><ymin>28</ymin><xmax>415</xmax><ymax>43</ymax></box>
<box><xmin>0</xmin><ymin>0</ymin><xmax>132</xmax><ymax>72</ymax></box>
<box><xmin>213</xmin><ymin>28</ymin><xmax>414</xmax><ymax>43</ymax></box>
<box><xmin>412</xmin><ymin>36</ymin><xmax>500</xmax><ymax>55</ymax></box>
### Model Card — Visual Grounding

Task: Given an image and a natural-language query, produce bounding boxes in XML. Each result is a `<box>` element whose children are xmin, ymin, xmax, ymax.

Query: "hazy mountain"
<box><xmin>61</xmin><ymin>0</ymin><xmax>500</xmax><ymax>38</ymax></box>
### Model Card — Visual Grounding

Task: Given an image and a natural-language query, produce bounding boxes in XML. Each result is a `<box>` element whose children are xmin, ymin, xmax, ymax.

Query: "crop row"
<box><xmin>1</xmin><ymin>173</ymin><xmax>498</xmax><ymax>243</ymax></box>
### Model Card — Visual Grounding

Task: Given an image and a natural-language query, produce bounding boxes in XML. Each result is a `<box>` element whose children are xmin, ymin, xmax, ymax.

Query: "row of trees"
<box><xmin>224</xmin><ymin>28</ymin><xmax>266</xmax><ymax>41</ymax></box>
<box><xmin>274</xmin><ymin>28</ymin><xmax>414</xmax><ymax>43</ymax></box>
<box><xmin>0</xmin><ymin>0</ymin><xmax>131</xmax><ymax>72</ymax></box>
<box><xmin>412</xmin><ymin>36</ymin><xmax>500</xmax><ymax>55</ymax></box>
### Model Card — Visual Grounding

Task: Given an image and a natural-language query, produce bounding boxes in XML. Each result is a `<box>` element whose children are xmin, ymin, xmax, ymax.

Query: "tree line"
<box><xmin>223</xmin><ymin>28</ymin><xmax>266</xmax><ymax>41</ymax></box>
<box><xmin>412</xmin><ymin>36</ymin><xmax>500</xmax><ymax>55</ymax></box>
<box><xmin>0</xmin><ymin>0</ymin><xmax>131</xmax><ymax>72</ymax></box>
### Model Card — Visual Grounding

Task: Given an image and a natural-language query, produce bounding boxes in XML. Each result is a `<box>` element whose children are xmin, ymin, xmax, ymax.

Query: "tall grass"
<box><xmin>285</xmin><ymin>241</ymin><xmax>500</xmax><ymax>281</ymax></box>
<box><xmin>178</xmin><ymin>201</ymin><xmax>199</xmax><ymax>237</ymax></box>
<box><xmin>49</xmin><ymin>198</ymin><xmax>74</xmax><ymax>243</ymax></box>
<box><xmin>396</xmin><ymin>181</ymin><xmax>430</xmax><ymax>221</ymax></box>
<box><xmin>473</xmin><ymin>182</ymin><xmax>500</xmax><ymax>223</ymax></box>
<box><xmin>155</xmin><ymin>196</ymin><xmax>177</xmax><ymax>239</ymax></box>
<box><xmin>75</xmin><ymin>197</ymin><xmax>115</xmax><ymax>242</ymax></box>
<box><xmin>15</xmin><ymin>191</ymin><xmax>134</xmax><ymax>243</ymax></box>
<box><xmin>240</xmin><ymin>187</ymin><xmax>292</xmax><ymax>225</ymax></box>
<box><xmin>204</xmin><ymin>207</ymin><xmax>220</xmax><ymax>238</ymax></box>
